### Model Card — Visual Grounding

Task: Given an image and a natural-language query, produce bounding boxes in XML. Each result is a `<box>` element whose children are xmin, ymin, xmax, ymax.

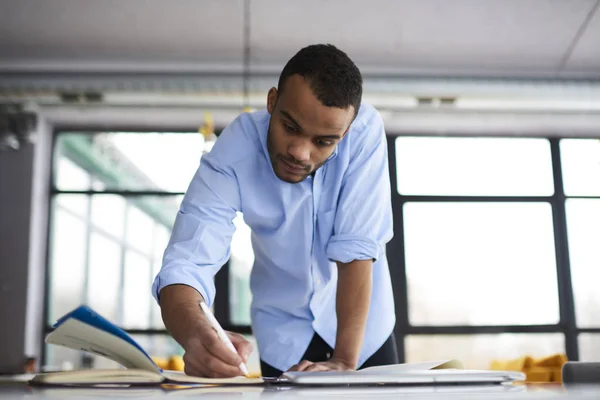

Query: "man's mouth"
<box><xmin>281</xmin><ymin>157</ymin><xmax>308</xmax><ymax>175</ymax></box>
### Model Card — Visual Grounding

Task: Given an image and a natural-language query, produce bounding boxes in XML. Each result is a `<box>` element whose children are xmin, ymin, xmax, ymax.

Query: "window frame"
<box><xmin>43</xmin><ymin>124</ymin><xmax>600</xmax><ymax>367</ymax></box>
<box><xmin>42</xmin><ymin>125</ymin><xmax>237</xmax><ymax>368</ymax></box>
<box><xmin>387</xmin><ymin>135</ymin><xmax>600</xmax><ymax>363</ymax></box>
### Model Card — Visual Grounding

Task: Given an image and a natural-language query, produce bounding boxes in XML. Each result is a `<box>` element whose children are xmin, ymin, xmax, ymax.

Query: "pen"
<box><xmin>200</xmin><ymin>301</ymin><xmax>250</xmax><ymax>377</ymax></box>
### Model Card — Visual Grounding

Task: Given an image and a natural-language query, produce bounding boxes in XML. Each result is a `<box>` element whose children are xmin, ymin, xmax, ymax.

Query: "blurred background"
<box><xmin>0</xmin><ymin>0</ymin><xmax>599</xmax><ymax>380</ymax></box>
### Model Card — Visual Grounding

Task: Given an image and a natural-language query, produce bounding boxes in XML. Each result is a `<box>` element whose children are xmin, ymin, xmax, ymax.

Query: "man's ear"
<box><xmin>267</xmin><ymin>87</ymin><xmax>278</xmax><ymax>115</ymax></box>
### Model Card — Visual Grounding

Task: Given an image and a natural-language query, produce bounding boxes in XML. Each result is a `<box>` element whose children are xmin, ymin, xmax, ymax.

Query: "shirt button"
<box><xmin>316</xmin><ymin>279</ymin><xmax>322</xmax><ymax>285</ymax></box>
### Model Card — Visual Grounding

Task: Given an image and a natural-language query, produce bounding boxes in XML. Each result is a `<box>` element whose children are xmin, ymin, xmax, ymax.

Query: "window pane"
<box><xmin>126</xmin><ymin>205</ymin><xmax>156</xmax><ymax>254</ymax></box>
<box><xmin>54</xmin><ymin>155</ymin><xmax>91</xmax><ymax>191</ymax></box>
<box><xmin>560</xmin><ymin>139</ymin><xmax>600</xmax><ymax>196</ymax></box>
<box><xmin>55</xmin><ymin>193</ymin><xmax>88</xmax><ymax>218</ymax></box>
<box><xmin>48</xmin><ymin>207</ymin><xmax>87</xmax><ymax>323</ymax></box>
<box><xmin>395</xmin><ymin>137</ymin><xmax>553</xmax><ymax>196</ymax></box>
<box><xmin>404</xmin><ymin>202</ymin><xmax>559</xmax><ymax>325</ymax></box>
<box><xmin>406</xmin><ymin>334</ymin><xmax>564</xmax><ymax>370</ymax></box>
<box><xmin>54</xmin><ymin>132</ymin><xmax>204</xmax><ymax>192</ymax></box>
<box><xmin>122</xmin><ymin>251</ymin><xmax>152</xmax><ymax>329</ymax></box>
<box><xmin>90</xmin><ymin>194</ymin><xmax>126</xmax><ymax>238</ymax></box>
<box><xmin>566</xmin><ymin>199</ymin><xmax>600</xmax><ymax>327</ymax></box>
<box><xmin>229</xmin><ymin>214</ymin><xmax>254</xmax><ymax>325</ymax></box>
<box><xmin>43</xmin><ymin>345</ymin><xmax>84</xmax><ymax>371</ymax></box>
<box><xmin>130</xmin><ymin>335</ymin><xmax>183</xmax><ymax>359</ymax></box>
<box><xmin>579</xmin><ymin>334</ymin><xmax>600</xmax><ymax>362</ymax></box>
<box><xmin>151</xmin><ymin>226</ymin><xmax>172</xmax><ymax>329</ymax></box>
<box><xmin>87</xmin><ymin>232</ymin><xmax>122</xmax><ymax>322</ymax></box>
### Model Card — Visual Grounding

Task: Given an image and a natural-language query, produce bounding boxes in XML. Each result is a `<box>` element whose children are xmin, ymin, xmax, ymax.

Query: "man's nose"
<box><xmin>287</xmin><ymin>140</ymin><xmax>310</xmax><ymax>163</ymax></box>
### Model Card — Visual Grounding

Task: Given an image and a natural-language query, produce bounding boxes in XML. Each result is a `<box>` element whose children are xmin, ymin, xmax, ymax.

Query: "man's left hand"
<box><xmin>287</xmin><ymin>357</ymin><xmax>355</xmax><ymax>373</ymax></box>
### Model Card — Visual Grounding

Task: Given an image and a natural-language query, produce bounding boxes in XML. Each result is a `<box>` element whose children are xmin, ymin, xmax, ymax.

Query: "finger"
<box><xmin>183</xmin><ymin>353</ymin><xmax>208</xmax><ymax>377</ymax></box>
<box><xmin>228</xmin><ymin>333</ymin><xmax>254</xmax><ymax>362</ymax></box>
<box><xmin>304</xmin><ymin>363</ymin><xmax>330</xmax><ymax>372</ymax></box>
<box><xmin>200</xmin><ymin>352</ymin><xmax>246</xmax><ymax>377</ymax></box>
<box><xmin>287</xmin><ymin>364</ymin><xmax>299</xmax><ymax>372</ymax></box>
<box><xmin>187</xmin><ymin>362</ymin><xmax>237</xmax><ymax>379</ymax></box>
<box><xmin>202</xmin><ymin>330</ymin><xmax>244</xmax><ymax>366</ymax></box>
<box><xmin>295</xmin><ymin>360</ymin><xmax>314</xmax><ymax>372</ymax></box>
<box><xmin>184</xmin><ymin>346</ymin><xmax>243</xmax><ymax>378</ymax></box>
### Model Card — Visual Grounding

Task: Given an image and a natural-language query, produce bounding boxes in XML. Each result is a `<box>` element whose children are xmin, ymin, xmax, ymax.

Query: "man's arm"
<box><xmin>159</xmin><ymin>284</ymin><xmax>252</xmax><ymax>378</ymax></box>
<box><xmin>332</xmin><ymin>259</ymin><xmax>373</xmax><ymax>368</ymax></box>
<box><xmin>152</xmin><ymin>116</ymin><xmax>254</xmax><ymax>377</ymax></box>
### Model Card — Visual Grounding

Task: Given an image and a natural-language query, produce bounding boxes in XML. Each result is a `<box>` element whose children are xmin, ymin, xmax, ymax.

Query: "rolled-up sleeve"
<box><xmin>152</xmin><ymin>124</ymin><xmax>242</xmax><ymax>307</ymax></box>
<box><xmin>326</xmin><ymin>111</ymin><xmax>393</xmax><ymax>263</ymax></box>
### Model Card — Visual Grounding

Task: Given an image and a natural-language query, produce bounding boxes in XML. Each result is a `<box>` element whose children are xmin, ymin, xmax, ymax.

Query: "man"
<box><xmin>153</xmin><ymin>44</ymin><xmax>397</xmax><ymax>378</ymax></box>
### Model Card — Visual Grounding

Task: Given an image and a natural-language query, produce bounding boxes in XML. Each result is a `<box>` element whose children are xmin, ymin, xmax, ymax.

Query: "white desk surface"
<box><xmin>2</xmin><ymin>380</ymin><xmax>600</xmax><ymax>400</ymax></box>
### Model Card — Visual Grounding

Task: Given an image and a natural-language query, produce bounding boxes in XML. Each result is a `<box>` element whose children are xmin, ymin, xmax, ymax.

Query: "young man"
<box><xmin>153</xmin><ymin>44</ymin><xmax>397</xmax><ymax>378</ymax></box>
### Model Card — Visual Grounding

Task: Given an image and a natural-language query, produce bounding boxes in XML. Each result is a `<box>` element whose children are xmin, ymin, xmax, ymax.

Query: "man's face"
<box><xmin>266</xmin><ymin>75</ymin><xmax>355</xmax><ymax>184</ymax></box>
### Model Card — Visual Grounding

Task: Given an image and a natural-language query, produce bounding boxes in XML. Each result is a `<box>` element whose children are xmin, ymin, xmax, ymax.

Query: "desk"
<box><xmin>2</xmin><ymin>381</ymin><xmax>600</xmax><ymax>399</ymax></box>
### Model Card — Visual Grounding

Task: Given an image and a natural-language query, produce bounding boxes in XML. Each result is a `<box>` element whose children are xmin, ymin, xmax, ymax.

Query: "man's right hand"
<box><xmin>158</xmin><ymin>284</ymin><xmax>253</xmax><ymax>378</ymax></box>
<box><xmin>183</xmin><ymin>328</ymin><xmax>253</xmax><ymax>378</ymax></box>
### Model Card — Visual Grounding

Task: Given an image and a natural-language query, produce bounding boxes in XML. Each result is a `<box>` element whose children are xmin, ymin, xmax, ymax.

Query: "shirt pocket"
<box><xmin>316</xmin><ymin>209</ymin><xmax>336</xmax><ymax>243</ymax></box>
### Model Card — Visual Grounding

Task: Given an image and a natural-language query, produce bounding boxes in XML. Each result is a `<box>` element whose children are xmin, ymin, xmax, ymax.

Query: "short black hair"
<box><xmin>277</xmin><ymin>44</ymin><xmax>363</xmax><ymax>118</ymax></box>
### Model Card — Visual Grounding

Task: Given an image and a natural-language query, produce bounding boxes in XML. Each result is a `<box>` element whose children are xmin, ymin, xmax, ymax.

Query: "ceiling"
<box><xmin>1</xmin><ymin>0</ymin><xmax>599</xmax><ymax>79</ymax></box>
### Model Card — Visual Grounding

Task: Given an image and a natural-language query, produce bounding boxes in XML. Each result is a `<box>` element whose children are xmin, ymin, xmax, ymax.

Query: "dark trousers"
<box><xmin>260</xmin><ymin>332</ymin><xmax>399</xmax><ymax>377</ymax></box>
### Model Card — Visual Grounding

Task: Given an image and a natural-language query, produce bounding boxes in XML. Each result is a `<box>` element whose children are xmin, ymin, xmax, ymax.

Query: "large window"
<box><xmin>47</xmin><ymin>131</ymin><xmax>600</xmax><ymax>372</ymax></box>
<box><xmin>391</xmin><ymin>136</ymin><xmax>600</xmax><ymax>367</ymax></box>
<box><xmin>47</xmin><ymin>131</ymin><xmax>210</xmax><ymax>370</ymax></box>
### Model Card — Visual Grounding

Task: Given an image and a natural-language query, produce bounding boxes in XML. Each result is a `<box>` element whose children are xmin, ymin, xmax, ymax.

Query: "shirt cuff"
<box><xmin>325</xmin><ymin>234</ymin><xmax>381</xmax><ymax>263</ymax></box>
<box><xmin>151</xmin><ymin>263</ymin><xmax>214</xmax><ymax>307</ymax></box>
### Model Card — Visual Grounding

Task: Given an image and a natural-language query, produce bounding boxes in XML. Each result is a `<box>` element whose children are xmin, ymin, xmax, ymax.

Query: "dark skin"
<box><xmin>266</xmin><ymin>75</ymin><xmax>352</xmax><ymax>183</ymax></box>
<box><xmin>159</xmin><ymin>74</ymin><xmax>373</xmax><ymax>376</ymax></box>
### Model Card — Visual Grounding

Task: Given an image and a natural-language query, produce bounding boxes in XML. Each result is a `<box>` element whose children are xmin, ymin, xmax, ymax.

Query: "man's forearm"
<box><xmin>333</xmin><ymin>259</ymin><xmax>373</xmax><ymax>369</ymax></box>
<box><xmin>159</xmin><ymin>284</ymin><xmax>206</xmax><ymax>348</ymax></box>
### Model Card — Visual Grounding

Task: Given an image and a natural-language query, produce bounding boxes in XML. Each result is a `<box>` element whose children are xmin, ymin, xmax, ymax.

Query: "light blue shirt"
<box><xmin>152</xmin><ymin>103</ymin><xmax>395</xmax><ymax>372</ymax></box>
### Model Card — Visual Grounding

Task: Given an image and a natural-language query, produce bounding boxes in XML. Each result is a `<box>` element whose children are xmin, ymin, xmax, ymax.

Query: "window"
<box><xmin>404</xmin><ymin>202</ymin><xmax>559</xmax><ymax>326</ymax></box>
<box><xmin>405</xmin><ymin>334</ymin><xmax>564</xmax><ymax>369</ymax></box>
<box><xmin>578</xmin><ymin>334</ymin><xmax>600</xmax><ymax>362</ymax></box>
<box><xmin>46</xmin><ymin>130</ymin><xmax>600</xmax><ymax>371</ymax></box>
<box><xmin>47</xmin><ymin>206</ymin><xmax>87</xmax><ymax>323</ymax></box>
<box><xmin>561</xmin><ymin>139</ymin><xmax>600</xmax><ymax>331</ymax></box>
<box><xmin>395</xmin><ymin>137</ymin><xmax>554</xmax><ymax>196</ymax></box>
<box><xmin>392</xmin><ymin>135</ymin><xmax>600</xmax><ymax>365</ymax></box>
<box><xmin>229</xmin><ymin>214</ymin><xmax>254</xmax><ymax>326</ymax></box>
<box><xmin>560</xmin><ymin>139</ymin><xmax>600</xmax><ymax>196</ymax></box>
<box><xmin>46</xmin><ymin>131</ymin><xmax>201</xmax><ymax>370</ymax></box>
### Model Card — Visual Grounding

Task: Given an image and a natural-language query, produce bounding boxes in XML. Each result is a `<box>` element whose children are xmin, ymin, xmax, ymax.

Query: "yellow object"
<box><xmin>199</xmin><ymin>112</ymin><xmax>215</xmax><ymax>139</ymax></box>
<box><xmin>168</xmin><ymin>356</ymin><xmax>185</xmax><ymax>372</ymax></box>
<box><xmin>506</xmin><ymin>356</ymin><xmax>534</xmax><ymax>371</ymax></box>
<box><xmin>534</xmin><ymin>353</ymin><xmax>568</xmax><ymax>367</ymax></box>
<box><xmin>151</xmin><ymin>357</ymin><xmax>170</xmax><ymax>370</ymax></box>
<box><xmin>523</xmin><ymin>367</ymin><xmax>552</xmax><ymax>383</ymax></box>
<box><xmin>489</xmin><ymin>353</ymin><xmax>567</xmax><ymax>383</ymax></box>
<box><xmin>550</xmin><ymin>367</ymin><xmax>563</xmax><ymax>383</ymax></box>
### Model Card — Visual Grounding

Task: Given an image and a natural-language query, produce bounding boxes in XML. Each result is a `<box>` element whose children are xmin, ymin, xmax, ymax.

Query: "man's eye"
<box><xmin>317</xmin><ymin>140</ymin><xmax>334</xmax><ymax>147</ymax></box>
<box><xmin>284</xmin><ymin>124</ymin><xmax>298</xmax><ymax>133</ymax></box>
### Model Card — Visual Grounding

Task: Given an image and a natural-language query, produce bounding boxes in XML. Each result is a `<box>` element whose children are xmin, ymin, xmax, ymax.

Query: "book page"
<box><xmin>46</xmin><ymin>319</ymin><xmax>160</xmax><ymax>373</ymax></box>
<box><xmin>161</xmin><ymin>370</ymin><xmax>263</xmax><ymax>385</ymax></box>
<box><xmin>30</xmin><ymin>369</ymin><xmax>163</xmax><ymax>385</ymax></box>
<box><xmin>359</xmin><ymin>359</ymin><xmax>464</xmax><ymax>374</ymax></box>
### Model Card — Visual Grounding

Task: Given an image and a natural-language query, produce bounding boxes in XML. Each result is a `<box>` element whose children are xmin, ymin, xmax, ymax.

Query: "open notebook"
<box><xmin>31</xmin><ymin>305</ymin><xmax>263</xmax><ymax>386</ymax></box>
<box><xmin>34</xmin><ymin>305</ymin><xmax>525</xmax><ymax>387</ymax></box>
